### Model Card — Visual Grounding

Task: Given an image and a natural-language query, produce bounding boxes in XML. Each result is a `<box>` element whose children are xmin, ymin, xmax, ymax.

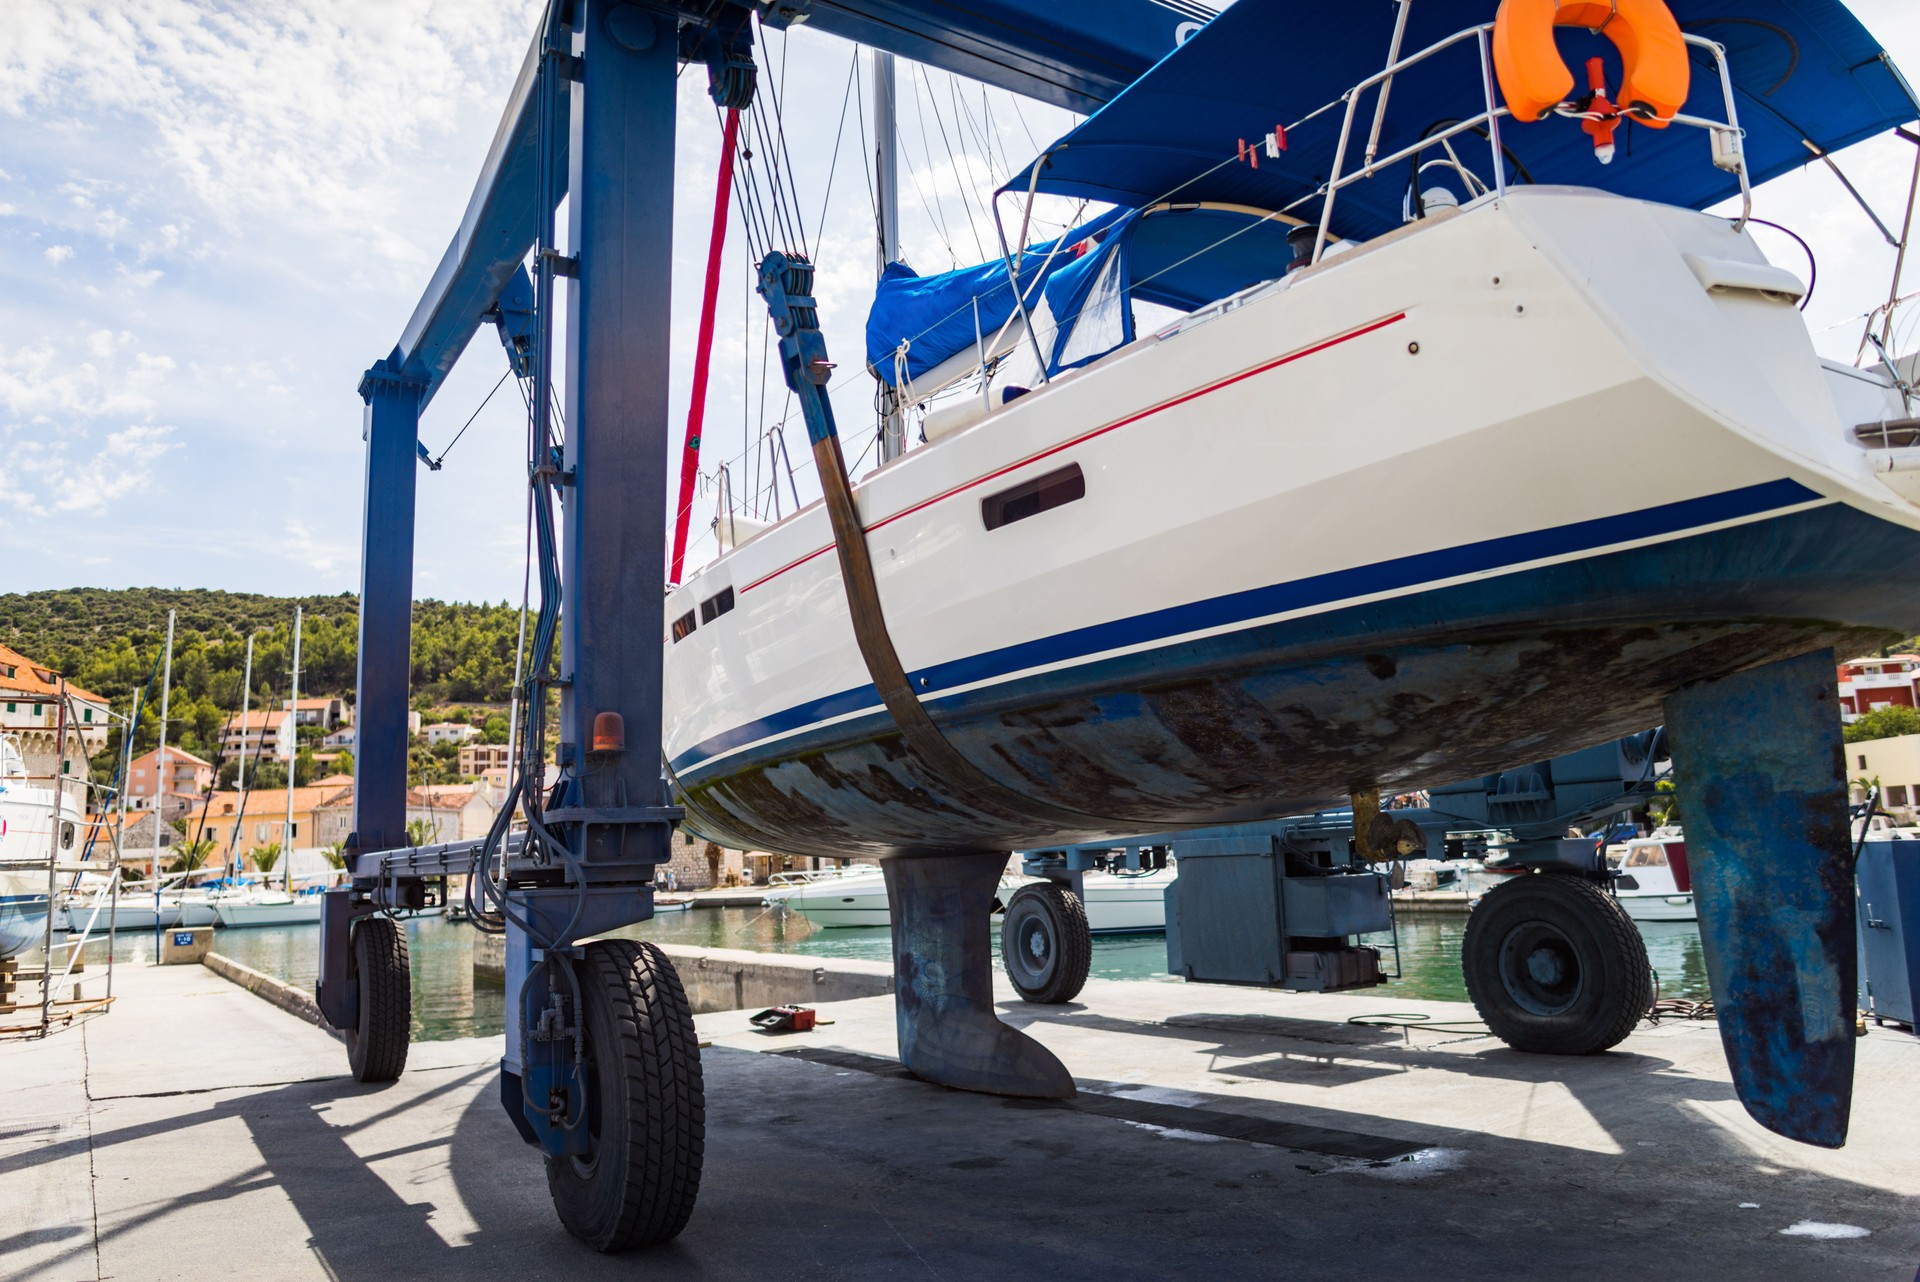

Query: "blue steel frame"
<box><xmin>321</xmin><ymin>0</ymin><xmax>1231</xmax><ymax>1147</ymax></box>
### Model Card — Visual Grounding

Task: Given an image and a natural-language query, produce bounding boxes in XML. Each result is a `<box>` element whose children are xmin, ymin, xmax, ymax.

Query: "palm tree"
<box><xmin>320</xmin><ymin>842</ymin><xmax>347</xmax><ymax>870</ymax></box>
<box><xmin>167</xmin><ymin>835</ymin><xmax>216</xmax><ymax>877</ymax></box>
<box><xmin>405</xmin><ymin>818</ymin><xmax>437</xmax><ymax>847</ymax></box>
<box><xmin>253</xmin><ymin>841</ymin><xmax>283</xmax><ymax>874</ymax></box>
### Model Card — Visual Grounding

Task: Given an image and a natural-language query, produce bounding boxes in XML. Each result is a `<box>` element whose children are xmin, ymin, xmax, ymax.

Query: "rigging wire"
<box><xmin>899</xmin><ymin>69</ymin><xmax>962</xmax><ymax>265</ymax></box>
<box><xmin>425</xmin><ymin>367</ymin><xmax>512</xmax><ymax>469</ymax></box>
<box><xmin>916</xmin><ymin>63</ymin><xmax>988</xmax><ymax>260</ymax></box>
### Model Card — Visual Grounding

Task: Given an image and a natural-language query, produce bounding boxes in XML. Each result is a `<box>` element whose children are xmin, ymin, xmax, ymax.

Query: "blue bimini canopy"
<box><xmin>1008</xmin><ymin>0</ymin><xmax>1920</xmax><ymax>243</ymax></box>
<box><xmin>866</xmin><ymin>207</ymin><xmax>1128</xmax><ymax>388</ymax></box>
<box><xmin>1039</xmin><ymin>204</ymin><xmax>1300</xmax><ymax>375</ymax></box>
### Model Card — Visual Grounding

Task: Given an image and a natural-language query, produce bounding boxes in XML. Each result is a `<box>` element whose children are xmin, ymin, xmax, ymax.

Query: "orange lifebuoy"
<box><xmin>1493</xmin><ymin>0</ymin><xmax>1690</xmax><ymax>128</ymax></box>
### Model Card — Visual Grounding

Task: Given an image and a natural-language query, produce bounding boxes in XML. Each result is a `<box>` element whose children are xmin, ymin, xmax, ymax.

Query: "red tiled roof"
<box><xmin>131</xmin><ymin>745</ymin><xmax>214</xmax><ymax>770</ymax></box>
<box><xmin>222</xmin><ymin>708</ymin><xmax>289</xmax><ymax>732</ymax></box>
<box><xmin>0</xmin><ymin>642</ymin><xmax>107</xmax><ymax>706</ymax></box>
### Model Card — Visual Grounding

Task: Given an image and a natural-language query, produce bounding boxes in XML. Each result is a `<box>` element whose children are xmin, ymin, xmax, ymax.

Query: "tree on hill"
<box><xmin>1844</xmin><ymin>705</ymin><xmax>1920</xmax><ymax>744</ymax></box>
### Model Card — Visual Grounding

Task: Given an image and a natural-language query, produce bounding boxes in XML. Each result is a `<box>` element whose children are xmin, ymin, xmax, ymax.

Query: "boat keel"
<box><xmin>883</xmin><ymin>851</ymin><xmax>1075</xmax><ymax>1098</ymax></box>
<box><xmin>1665</xmin><ymin>649</ymin><xmax>1855</xmax><ymax>1147</ymax></box>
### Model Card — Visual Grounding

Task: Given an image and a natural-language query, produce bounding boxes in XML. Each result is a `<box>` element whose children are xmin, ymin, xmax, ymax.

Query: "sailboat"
<box><xmin>665</xmin><ymin>3</ymin><xmax>1920</xmax><ymax>855</ymax></box>
<box><xmin>654</xmin><ymin>0</ymin><xmax>1920</xmax><ymax>1135</ymax></box>
<box><xmin>213</xmin><ymin>609</ymin><xmax>324</xmax><ymax>930</ymax></box>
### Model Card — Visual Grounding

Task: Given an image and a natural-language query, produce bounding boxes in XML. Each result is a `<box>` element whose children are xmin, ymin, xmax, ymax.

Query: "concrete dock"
<box><xmin>4</xmin><ymin>960</ymin><xmax>1918</xmax><ymax>1280</ymax></box>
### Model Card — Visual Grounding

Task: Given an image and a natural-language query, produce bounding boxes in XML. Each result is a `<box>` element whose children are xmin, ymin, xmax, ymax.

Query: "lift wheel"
<box><xmin>547</xmin><ymin>939</ymin><xmax>706</xmax><ymax>1252</ymax></box>
<box><xmin>1002</xmin><ymin>882</ymin><xmax>1093</xmax><ymax>1005</ymax></box>
<box><xmin>345</xmin><ymin>915</ymin><xmax>412</xmax><ymax>1083</ymax></box>
<box><xmin>1463</xmin><ymin>873</ymin><xmax>1650</xmax><ymax>1055</ymax></box>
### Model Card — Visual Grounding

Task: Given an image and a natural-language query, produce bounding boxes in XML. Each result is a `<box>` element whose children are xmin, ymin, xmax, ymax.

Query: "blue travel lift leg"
<box><xmin>319</xmin><ymin>1</ymin><xmax>762</xmax><ymax>1251</ymax></box>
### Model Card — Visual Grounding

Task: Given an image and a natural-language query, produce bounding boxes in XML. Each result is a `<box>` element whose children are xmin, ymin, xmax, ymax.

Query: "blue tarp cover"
<box><xmin>866</xmin><ymin>207</ymin><xmax>1128</xmax><ymax>387</ymax></box>
<box><xmin>1008</xmin><ymin>0</ymin><xmax>1919</xmax><ymax>242</ymax></box>
<box><xmin>1039</xmin><ymin>206</ymin><xmax>1300</xmax><ymax>372</ymax></box>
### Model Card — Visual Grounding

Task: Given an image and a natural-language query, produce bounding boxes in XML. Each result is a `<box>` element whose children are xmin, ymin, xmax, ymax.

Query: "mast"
<box><xmin>283</xmin><ymin>606</ymin><xmax>301</xmax><ymax>894</ymax></box>
<box><xmin>152</xmin><ymin>608</ymin><xmax>174</xmax><ymax>954</ymax></box>
<box><xmin>231</xmin><ymin>634</ymin><xmax>254</xmax><ymax>880</ymax></box>
<box><xmin>873</xmin><ymin>50</ymin><xmax>907</xmax><ymax>463</ymax></box>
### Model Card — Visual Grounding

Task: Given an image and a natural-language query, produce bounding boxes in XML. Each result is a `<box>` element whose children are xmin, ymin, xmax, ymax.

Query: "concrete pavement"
<box><xmin>4</xmin><ymin>960</ymin><xmax>1917</xmax><ymax>1280</ymax></box>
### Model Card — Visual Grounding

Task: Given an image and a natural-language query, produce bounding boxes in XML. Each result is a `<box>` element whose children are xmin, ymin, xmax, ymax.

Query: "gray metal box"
<box><xmin>1165</xmin><ymin>835</ymin><xmax>1284</xmax><ymax>985</ymax></box>
<box><xmin>1858</xmin><ymin>840</ymin><xmax>1919</xmax><ymax>1028</ymax></box>
<box><xmin>1166</xmin><ymin>835</ymin><xmax>1392</xmax><ymax>987</ymax></box>
<box><xmin>1285</xmin><ymin>874</ymin><xmax>1393</xmax><ymax>937</ymax></box>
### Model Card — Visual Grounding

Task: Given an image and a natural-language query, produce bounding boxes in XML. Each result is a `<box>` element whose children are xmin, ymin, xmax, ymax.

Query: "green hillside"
<box><xmin>0</xmin><ymin>588</ymin><xmax>531</xmax><ymax>778</ymax></box>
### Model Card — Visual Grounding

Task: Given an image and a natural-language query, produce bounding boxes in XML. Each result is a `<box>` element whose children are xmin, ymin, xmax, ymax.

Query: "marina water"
<box><xmin>95</xmin><ymin>910</ymin><xmax>1713</xmax><ymax>1043</ymax></box>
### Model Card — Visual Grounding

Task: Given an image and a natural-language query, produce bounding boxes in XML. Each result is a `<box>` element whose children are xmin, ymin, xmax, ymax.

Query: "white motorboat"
<box><xmin>211</xmin><ymin>888</ymin><xmax>325</xmax><ymax>929</ymax></box>
<box><xmin>1605</xmin><ymin>831</ymin><xmax>1696</xmax><ymax>923</ymax></box>
<box><xmin>0</xmin><ymin>735</ymin><xmax>86</xmax><ymax>958</ymax></box>
<box><xmin>776</xmin><ymin>866</ymin><xmax>1175</xmax><ymax>933</ymax></box>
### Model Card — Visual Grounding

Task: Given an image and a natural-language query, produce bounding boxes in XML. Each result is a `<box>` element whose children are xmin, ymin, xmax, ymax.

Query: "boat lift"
<box><xmin>325</xmin><ymin>0</ymin><xmax>1904</xmax><ymax>1251</ymax></box>
<box><xmin>322</xmin><ymin>0</ymin><xmax>1212</xmax><ymax>1251</ymax></box>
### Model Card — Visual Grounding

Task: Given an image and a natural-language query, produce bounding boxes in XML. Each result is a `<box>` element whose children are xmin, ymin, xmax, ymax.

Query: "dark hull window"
<box><xmin>700</xmin><ymin>587</ymin><xmax>735</xmax><ymax>623</ymax></box>
<box><xmin>982</xmin><ymin>463</ymin><xmax>1085</xmax><ymax>531</ymax></box>
<box><xmin>671</xmin><ymin>611</ymin><xmax>697</xmax><ymax>642</ymax></box>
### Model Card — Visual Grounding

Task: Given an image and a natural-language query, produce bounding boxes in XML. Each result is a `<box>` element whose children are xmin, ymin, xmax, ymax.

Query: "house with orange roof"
<box><xmin>126</xmin><ymin>745</ymin><xmax>214</xmax><ymax>812</ymax></box>
<box><xmin>220</xmin><ymin>706</ymin><xmax>295</xmax><ymax>762</ymax></box>
<box><xmin>195</xmin><ymin>783</ymin><xmax>346</xmax><ymax>864</ymax></box>
<box><xmin>0</xmin><ymin>642</ymin><xmax>110</xmax><ymax>785</ymax></box>
<box><xmin>1838</xmin><ymin>653</ymin><xmax>1920</xmax><ymax>724</ymax></box>
<box><xmin>284</xmin><ymin>696</ymin><xmax>349</xmax><ymax>729</ymax></box>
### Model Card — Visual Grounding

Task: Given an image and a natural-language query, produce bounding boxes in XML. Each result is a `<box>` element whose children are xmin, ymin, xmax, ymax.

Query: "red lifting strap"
<box><xmin>669</xmin><ymin>106</ymin><xmax>742</xmax><ymax>586</ymax></box>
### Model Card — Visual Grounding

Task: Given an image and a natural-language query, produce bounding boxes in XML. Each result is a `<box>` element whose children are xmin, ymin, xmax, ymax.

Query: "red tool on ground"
<box><xmin>749</xmin><ymin>1005</ymin><xmax>819</xmax><ymax>1032</ymax></box>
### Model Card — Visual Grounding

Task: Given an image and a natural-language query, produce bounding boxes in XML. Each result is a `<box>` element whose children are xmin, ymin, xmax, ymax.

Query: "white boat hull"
<box><xmin>1</xmin><ymin>753</ymin><xmax>90</xmax><ymax>957</ymax></box>
<box><xmin>664</xmin><ymin>187</ymin><xmax>1920</xmax><ymax>859</ymax></box>
<box><xmin>784</xmin><ymin>869</ymin><xmax>1174</xmax><ymax>933</ymax></box>
<box><xmin>63</xmin><ymin>895</ymin><xmax>219</xmax><ymax>933</ymax></box>
<box><xmin>0</xmin><ymin>872</ymin><xmax>50</xmax><ymax>958</ymax></box>
<box><xmin>1617</xmin><ymin>892</ymin><xmax>1697</xmax><ymax>923</ymax></box>
<box><xmin>212</xmin><ymin>894</ymin><xmax>323</xmax><ymax>929</ymax></box>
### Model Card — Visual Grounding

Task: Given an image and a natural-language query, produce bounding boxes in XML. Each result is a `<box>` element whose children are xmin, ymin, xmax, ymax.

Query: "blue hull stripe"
<box><xmin>674</xmin><ymin>477</ymin><xmax>1824</xmax><ymax>775</ymax></box>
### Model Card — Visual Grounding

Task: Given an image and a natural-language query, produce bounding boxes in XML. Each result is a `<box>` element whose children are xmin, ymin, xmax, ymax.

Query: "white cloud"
<box><xmin>0</xmin><ymin>0</ymin><xmax>544</xmax><ymax>271</ymax></box>
<box><xmin>0</xmin><ymin>337</ymin><xmax>159</xmax><ymax>420</ymax></box>
<box><xmin>86</xmin><ymin>329</ymin><xmax>129</xmax><ymax>358</ymax></box>
<box><xmin>281</xmin><ymin>518</ymin><xmax>355</xmax><ymax>578</ymax></box>
<box><xmin>0</xmin><ymin>423</ymin><xmax>176</xmax><ymax>514</ymax></box>
<box><xmin>43</xmin><ymin>243</ymin><xmax>72</xmax><ymax>264</ymax></box>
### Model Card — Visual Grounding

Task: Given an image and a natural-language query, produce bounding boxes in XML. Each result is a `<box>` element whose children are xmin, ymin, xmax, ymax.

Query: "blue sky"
<box><xmin>2</xmin><ymin>1</ymin><xmax>1919</xmax><ymax>605</ymax></box>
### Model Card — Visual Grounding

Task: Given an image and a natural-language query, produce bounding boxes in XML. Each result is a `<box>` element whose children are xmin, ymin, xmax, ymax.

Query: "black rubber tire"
<box><xmin>547</xmin><ymin>940</ymin><xmax>705</xmax><ymax>1252</ymax></box>
<box><xmin>345</xmin><ymin>916</ymin><xmax>411</xmax><ymax>1083</ymax></box>
<box><xmin>1001</xmin><ymin>882</ymin><xmax>1093</xmax><ymax>1004</ymax></box>
<box><xmin>1463</xmin><ymin>873</ymin><xmax>1651</xmax><ymax>1055</ymax></box>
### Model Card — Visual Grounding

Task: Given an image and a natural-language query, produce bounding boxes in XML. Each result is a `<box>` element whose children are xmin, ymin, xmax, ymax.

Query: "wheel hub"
<box><xmin>1498</xmin><ymin>919</ymin><xmax>1583</xmax><ymax>1017</ymax></box>
<box><xmin>1021</xmin><ymin>920</ymin><xmax>1051</xmax><ymax>965</ymax></box>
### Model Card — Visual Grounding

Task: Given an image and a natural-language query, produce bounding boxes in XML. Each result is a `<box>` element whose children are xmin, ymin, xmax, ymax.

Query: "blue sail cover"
<box><xmin>866</xmin><ymin>207</ymin><xmax>1128</xmax><ymax>387</ymax></box>
<box><xmin>1008</xmin><ymin>0</ymin><xmax>1920</xmax><ymax>242</ymax></box>
<box><xmin>1039</xmin><ymin>205</ymin><xmax>1300</xmax><ymax>372</ymax></box>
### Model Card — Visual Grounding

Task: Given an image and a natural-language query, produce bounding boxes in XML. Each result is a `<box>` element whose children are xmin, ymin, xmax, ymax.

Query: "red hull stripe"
<box><xmin>740</xmin><ymin>311</ymin><xmax>1408</xmax><ymax>594</ymax></box>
